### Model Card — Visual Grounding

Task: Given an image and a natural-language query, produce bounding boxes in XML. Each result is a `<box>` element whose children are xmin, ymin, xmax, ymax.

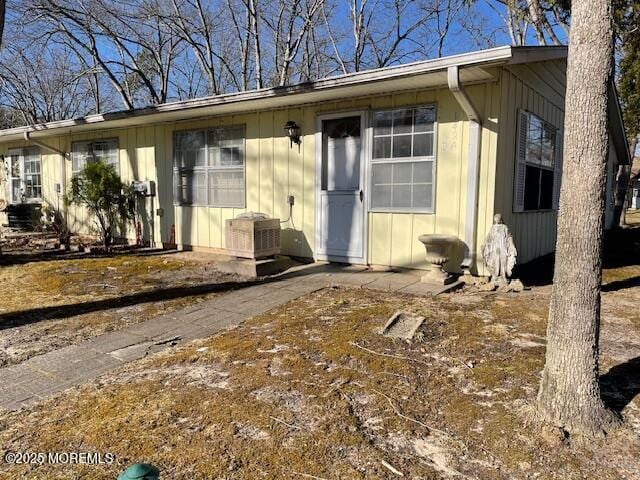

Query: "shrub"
<box><xmin>67</xmin><ymin>161</ymin><xmax>135</xmax><ymax>249</ymax></box>
<box><xmin>41</xmin><ymin>203</ymin><xmax>71</xmax><ymax>248</ymax></box>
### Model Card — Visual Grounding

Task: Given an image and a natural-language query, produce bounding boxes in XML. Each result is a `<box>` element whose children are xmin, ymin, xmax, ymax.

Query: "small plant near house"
<box><xmin>67</xmin><ymin>161</ymin><xmax>135</xmax><ymax>250</ymax></box>
<box><xmin>41</xmin><ymin>204</ymin><xmax>71</xmax><ymax>249</ymax></box>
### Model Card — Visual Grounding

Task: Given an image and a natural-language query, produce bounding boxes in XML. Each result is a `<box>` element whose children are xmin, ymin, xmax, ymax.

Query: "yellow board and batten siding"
<box><xmin>494</xmin><ymin>59</ymin><xmax>567</xmax><ymax>265</ymax></box>
<box><xmin>364</xmin><ymin>84</ymin><xmax>500</xmax><ymax>274</ymax></box>
<box><xmin>0</xmin><ymin>78</ymin><xmax>507</xmax><ymax>276</ymax></box>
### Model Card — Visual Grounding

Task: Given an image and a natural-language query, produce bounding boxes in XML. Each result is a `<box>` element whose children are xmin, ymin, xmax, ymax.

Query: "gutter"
<box><xmin>447</xmin><ymin>65</ymin><xmax>482</xmax><ymax>273</ymax></box>
<box><xmin>23</xmin><ymin>131</ymin><xmax>68</xmax><ymax>221</ymax></box>
<box><xmin>0</xmin><ymin>46</ymin><xmax>568</xmax><ymax>144</ymax></box>
<box><xmin>23</xmin><ymin>131</ymin><xmax>66</xmax><ymax>157</ymax></box>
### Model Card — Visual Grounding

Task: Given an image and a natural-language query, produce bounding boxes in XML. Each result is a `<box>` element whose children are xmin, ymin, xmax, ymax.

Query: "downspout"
<box><xmin>23</xmin><ymin>131</ymin><xmax>68</xmax><ymax>221</ymax></box>
<box><xmin>447</xmin><ymin>65</ymin><xmax>482</xmax><ymax>275</ymax></box>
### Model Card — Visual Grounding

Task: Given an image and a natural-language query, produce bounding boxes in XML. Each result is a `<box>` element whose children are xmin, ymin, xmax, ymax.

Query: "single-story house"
<box><xmin>0</xmin><ymin>46</ymin><xmax>630</xmax><ymax>276</ymax></box>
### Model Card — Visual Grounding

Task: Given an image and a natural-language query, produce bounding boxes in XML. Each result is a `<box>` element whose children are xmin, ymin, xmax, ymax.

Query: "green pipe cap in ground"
<box><xmin>117</xmin><ymin>463</ymin><xmax>160</xmax><ymax>480</ymax></box>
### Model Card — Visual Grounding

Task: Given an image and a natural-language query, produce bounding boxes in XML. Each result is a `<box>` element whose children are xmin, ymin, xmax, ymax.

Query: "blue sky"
<box><xmin>437</xmin><ymin>0</ymin><xmax>568</xmax><ymax>56</ymax></box>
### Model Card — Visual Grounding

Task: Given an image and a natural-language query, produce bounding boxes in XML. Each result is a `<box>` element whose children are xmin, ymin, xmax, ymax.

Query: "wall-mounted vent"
<box><xmin>225</xmin><ymin>212</ymin><xmax>281</xmax><ymax>259</ymax></box>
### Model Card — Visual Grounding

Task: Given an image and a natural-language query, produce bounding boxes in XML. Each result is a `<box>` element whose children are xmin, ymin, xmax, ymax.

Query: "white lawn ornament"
<box><xmin>481</xmin><ymin>213</ymin><xmax>518</xmax><ymax>289</ymax></box>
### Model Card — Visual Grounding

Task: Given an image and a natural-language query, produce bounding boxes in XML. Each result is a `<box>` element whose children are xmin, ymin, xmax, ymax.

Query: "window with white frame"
<box><xmin>23</xmin><ymin>148</ymin><xmax>42</xmax><ymax>199</ymax></box>
<box><xmin>71</xmin><ymin>138</ymin><xmax>119</xmax><ymax>173</ymax></box>
<box><xmin>513</xmin><ymin>111</ymin><xmax>562</xmax><ymax>212</ymax></box>
<box><xmin>370</xmin><ymin>106</ymin><xmax>436</xmax><ymax>211</ymax></box>
<box><xmin>7</xmin><ymin>147</ymin><xmax>41</xmax><ymax>203</ymax></box>
<box><xmin>173</xmin><ymin>126</ymin><xmax>245</xmax><ymax>207</ymax></box>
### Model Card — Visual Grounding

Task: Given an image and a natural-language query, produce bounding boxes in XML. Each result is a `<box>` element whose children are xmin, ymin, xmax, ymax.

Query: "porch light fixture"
<box><xmin>284</xmin><ymin>121</ymin><xmax>301</xmax><ymax>147</ymax></box>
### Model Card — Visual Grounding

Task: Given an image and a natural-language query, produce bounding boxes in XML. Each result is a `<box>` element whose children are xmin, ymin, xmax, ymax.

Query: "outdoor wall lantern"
<box><xmin>284</xmin><ymin>121</ymin><xmax>302</xmax><ymax>147</ymax></box>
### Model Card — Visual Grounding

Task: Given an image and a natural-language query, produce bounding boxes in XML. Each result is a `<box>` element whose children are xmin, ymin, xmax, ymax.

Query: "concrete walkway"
<box><xmin>0</xmin><ymin>264</ymin><xmax>458</xmax><ymax>411</ymax></box>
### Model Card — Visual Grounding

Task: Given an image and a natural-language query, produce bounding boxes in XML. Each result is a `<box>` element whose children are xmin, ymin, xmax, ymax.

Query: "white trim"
<box><xmin>368</xmin><ymin>104</ymin><xmax>438</xmax><ymax>213</ymax></box>
<box><xmin>514</xmin><ymin>110</ymin><xmax>559</xmax><ymax>212</ymax></box>
<box><xmin>315</xmin><ymin>110</ymin><xmax>369</xmax><ymax>265</ymax></box>
<box><xmin>6</xmin><ymin>146</ymin><xmax>43</xmax><ymax>204</ymax></box>
<box><xmin>608</xmin><ymin>82</ymin><xmax>632</xmax><ymax>165</ymax></box>
<box><xmin>447</xmin><ymin>65</ymin><xmax>482</xmax><ymax>271</ymax></box>
<box><xmin>0</xmin><ymin>46</ymin><xmax>568</xmax><ymax>144</ymax></box>
<box><xmin>172</xmin><ymin>125</ymin><xmax>247</xmax><ymax>209</ymax></box>
<box><xmin>22</xmin><ymin>131</ymin><xmax>69</xmax><ymax>222</ymax></box>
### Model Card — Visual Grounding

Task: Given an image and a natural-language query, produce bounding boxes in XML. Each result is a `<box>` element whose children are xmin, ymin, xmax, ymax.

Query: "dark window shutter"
<box><xmin>513</xmin><ymin>110</ymin><xmax>529</xmax><ymax>212</ymax></box>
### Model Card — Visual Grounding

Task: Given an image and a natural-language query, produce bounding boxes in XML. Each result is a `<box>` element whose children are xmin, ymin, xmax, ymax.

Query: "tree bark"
<box><xmin>537</xmin><ymin>0</ymin><xmax>620</xmax><ymax>436</ymax></box>
<box><xmin>526</xmin><ymin>0</ymin><xmax>547</xmax><ymax>45</ymax></box>
<box><xmin>248</xmin><ymin>0</ymin><xmax>262</xmax><ymax>89</ymax></box>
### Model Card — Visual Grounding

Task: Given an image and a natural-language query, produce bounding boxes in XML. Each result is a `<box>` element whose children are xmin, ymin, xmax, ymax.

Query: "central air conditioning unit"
<box><xmin>225</xmin><ymin>212</ymin><xmax>281</xmax><ymax>259</ymax></box>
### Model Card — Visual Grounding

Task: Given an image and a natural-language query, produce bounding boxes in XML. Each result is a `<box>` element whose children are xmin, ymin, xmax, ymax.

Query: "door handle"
<box><xmin>359</xmin><ymin>190</ymin><xmax>364</xmax><ymax>202</ymax></box>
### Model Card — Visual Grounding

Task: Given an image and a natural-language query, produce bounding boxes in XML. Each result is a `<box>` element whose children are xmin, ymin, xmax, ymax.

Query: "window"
<box><xmin>71</xmin><ymin>139</ymin><xmax>119</xmax><ymax>173</ymax></box>
<box><xmin>514</xmin><ymin>111</ymin><xmax>562</xmax><ymax>212</ymax></box>
<box><xmin>9</xmin><ymin>153</ymin><xmax>20</xmax><ymax>202</ymax></box>
<box><xmin>23</xmin><ymin>148</ymin><xmax>42</xmax><ymax>199</ymax></box>
<box><xmin>7</xmin><ymin>147</ymin><xmax>41</xmax><ymax>202</ymax></box>
<box><xmin>370</xmin><ymin>106</ymin><xmax>436</xmax><ymax>211</ymax></box>
<box><xmin>173</xmin><ymin>126</ymin><xmax>245</xmax><ymax>207</ymax></box>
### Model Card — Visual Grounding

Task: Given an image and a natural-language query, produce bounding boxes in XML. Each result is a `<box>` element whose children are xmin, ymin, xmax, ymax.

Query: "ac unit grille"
<box><xmin>225</xmin><ymin>217</ymin><xmax>281</xmax><ymax>259</ymax></box>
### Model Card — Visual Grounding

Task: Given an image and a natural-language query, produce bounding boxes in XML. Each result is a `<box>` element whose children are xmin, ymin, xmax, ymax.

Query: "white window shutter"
<box><xmin>513</xmin><ymin>110</ymin><xmax>529</xmax><ymax>213</ymax></box>
<box><xmin>553</xmin><ymin>128</ymin><xmax>563</xmax><ymax>210</ymax></box>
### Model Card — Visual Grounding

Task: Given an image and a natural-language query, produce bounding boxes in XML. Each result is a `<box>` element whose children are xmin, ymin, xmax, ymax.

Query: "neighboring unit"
<box><xmin>628</xmin><ymin>156</ymin><xmax>640</xmax><ymax>210</ymax></box>
<box><xmin>0</xmin><ymin>46</ymin><xmax>630</xmax><ymax>275</ymax></box>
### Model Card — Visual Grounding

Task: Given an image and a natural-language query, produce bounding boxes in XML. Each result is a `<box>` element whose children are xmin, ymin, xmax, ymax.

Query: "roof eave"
<box><xmin>608</xmin><ymin>82</ymin><xmax>631</xmax><ymax>165</ymax></box>
<box><xmin>0</xmin><ymin>45</ymin><xmax>569</xmax><ymax>143</ymax></box>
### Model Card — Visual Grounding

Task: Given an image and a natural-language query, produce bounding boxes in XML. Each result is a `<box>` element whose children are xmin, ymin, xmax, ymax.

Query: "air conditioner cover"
<box><xmin>225</xmin><ymin>214</ymin><xmax>281</xmax><ymax>259</ymax></box>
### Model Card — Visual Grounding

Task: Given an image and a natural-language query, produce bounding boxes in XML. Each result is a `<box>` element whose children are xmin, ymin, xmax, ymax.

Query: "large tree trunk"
<box><xmin>537</xmin><ymin>0</ymin><xmax>620</xmax><ymax>436</ymax></box>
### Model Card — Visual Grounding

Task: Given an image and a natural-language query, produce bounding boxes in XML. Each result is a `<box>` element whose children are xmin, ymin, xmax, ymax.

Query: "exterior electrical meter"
<box><xmin>131</xmin><ymin>180</ymin><xmax>156</xmax><ymax>197</ymax></box>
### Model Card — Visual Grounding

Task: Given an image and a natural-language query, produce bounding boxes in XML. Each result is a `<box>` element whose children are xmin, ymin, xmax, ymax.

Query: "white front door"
<box><xmin>316</xmin><ymin>113</ymin><xmax>367</xmax><ymax>263</ymax></box>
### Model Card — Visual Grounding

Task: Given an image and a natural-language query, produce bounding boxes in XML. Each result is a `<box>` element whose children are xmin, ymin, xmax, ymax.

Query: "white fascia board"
<box><xmin>0</xmin><ymin>46</ymin><xmax>568</xmax><ymax>143</ymax></box>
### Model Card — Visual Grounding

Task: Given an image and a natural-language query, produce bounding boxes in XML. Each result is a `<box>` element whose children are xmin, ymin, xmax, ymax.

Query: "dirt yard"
<box><xmin>0</xmin><ymin>250</ymin><xmax>250</xmax><ymax>366</ymax></box>
<box><xmin>1</xmin><ymin>225</ymin><xmax>639</xmax><ymax>479</ymax></box>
